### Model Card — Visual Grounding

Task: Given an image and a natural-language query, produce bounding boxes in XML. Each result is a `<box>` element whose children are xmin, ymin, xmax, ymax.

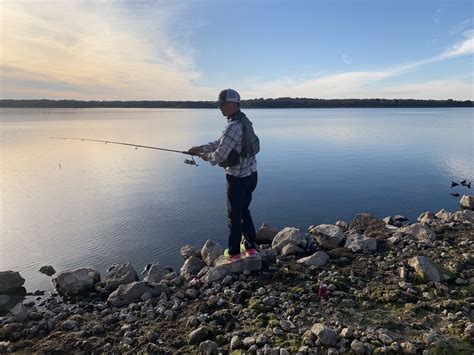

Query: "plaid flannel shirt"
<box><xmin>199</xmin><ymin>111</ymin><xmax>257</xmax><ymax>177</ymax></box>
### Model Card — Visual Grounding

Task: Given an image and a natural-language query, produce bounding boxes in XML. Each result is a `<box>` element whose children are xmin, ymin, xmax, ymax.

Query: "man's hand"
<box><xmin>187</xmin><ymin>146</ymin><xmax>202</xmax><ymax>155</ymax></box>
<box><xmin>198</xmin><ymin>153</ymin><xmax>210</xmax><ymax>161</ymax></box>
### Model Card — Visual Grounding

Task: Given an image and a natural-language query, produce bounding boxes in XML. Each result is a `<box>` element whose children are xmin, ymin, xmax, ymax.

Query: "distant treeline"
<box><xmin>0</xmin><ymin>98</ymin><xmax>472</xmax><ymax>108</ymax></box>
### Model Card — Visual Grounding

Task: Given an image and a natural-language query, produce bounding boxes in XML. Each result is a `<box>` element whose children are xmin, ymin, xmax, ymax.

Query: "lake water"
<box><xmin>1</xmin><ymin>108</ymin><xmax>473</xmax><ymax>292</ymax></box>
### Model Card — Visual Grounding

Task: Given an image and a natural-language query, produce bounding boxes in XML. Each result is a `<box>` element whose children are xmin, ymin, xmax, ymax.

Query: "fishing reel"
<box><xmin>184</xmin><ymin>156</ymin><xmax>198</xmax><ymax>166</ymax></box>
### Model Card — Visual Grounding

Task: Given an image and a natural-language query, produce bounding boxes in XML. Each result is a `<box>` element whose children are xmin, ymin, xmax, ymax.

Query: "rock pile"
<box><xmin>0</xmin><ymin>199</ymin><xmax>473</xmax><ymax>354</ymax></box>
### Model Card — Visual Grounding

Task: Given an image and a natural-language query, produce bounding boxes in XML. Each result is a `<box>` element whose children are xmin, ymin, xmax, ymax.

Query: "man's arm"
<box><xmin>206</xmin><ymin>122</ymin><xmax>242</xmax><ymax>165</ymax></box>
<box><xmin>187</xmin><ymin>139</ymin><xmax>219</xmax><ymax>155</ymax></box>
<box><xmin>199</xmin><ymin>139</ymin><xmax>221</xmax><ymax>153</ymax></box>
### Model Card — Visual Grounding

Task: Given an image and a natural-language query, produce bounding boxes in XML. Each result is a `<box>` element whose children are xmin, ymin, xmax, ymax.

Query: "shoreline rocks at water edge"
<box><xmin>0</xmin><ymin>198</ymin><xmax>473</xmax><ymax>354</ymax></box>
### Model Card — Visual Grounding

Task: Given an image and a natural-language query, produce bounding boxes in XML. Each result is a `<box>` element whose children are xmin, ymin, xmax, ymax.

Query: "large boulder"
<box><xmin>417</xmin><ymin>212</ymin><xmax>437</xmax><ymax>223</ymax></box>
<box><xmin>102</xmin><ymin>262</ymin><xmax>139</xmax><ymax>292</ymax></box>
<box><xmin>180</xmin><ymin>245</ymin><xmax>201</xmax><ymax>260</ymax></box>
<box><xmin>408</xmin><ymin>256</ymin><xmax>453</xmax><ymax>283</ymax></box>
<box><xmin>201</xmin><ymin>240</ymin><xmax>224</xmax><ymax>266</ymax></box>
<box><xmin>181</xmin><ymin>256</ymin><xmax>207</xmax><ymax>278</ymax></box>
<box><xmin>107</xmin><ymin>281</ymin><xmax>169</xmax><ymax>307</ymax></box>
<box><xmin>281</xmin><ymin>244</ymin><xmax>304</xmax><ymax>257</ymax></box>
<box><xmin>344</xmin><ymin>231</ymin><xmax>377</xmax><ymax>253</ymax></box>
<box><xmin>398</xmin><ymin>223</ymin><xmax>436</xmax><ymax>242</ymax></box>
<box><xmin>143</xmin><ymin>263</ymin><xmax>170</xmax><ymax>285</ymax></box>
<box><xmin>460</xmin><ymin>195</ymin><xmax>474</xmax><ymax>210</ymax></box>
<box><xmin>310</xmin><ymin>224</ymin><xmax>345</xmax><ymax>249</ymax></box>
<box><xmin>256</xmin><ymin>223</ymin><xmax>279</xmax><ymax>244</ymax></box>
<box><xmin>0</xmin><ymin>293</ymin><xmax>26</xmax><ymax>315</ymax></box>
<box><xmin>0</xmin><ymin>271</ymin><xmax>25</xmax><ymax>293</ymax></box>
<box><xmin>451</xmin><ymin>209</ymin><xmax>474</xmax><ymax>223</ymax></box>
<box><xmin>203</xmin><ymin>255</ymin><xmax>262</xmax><ymax>283</ymax></box>
<box><xmin>435</xmin><ymin>209</ymin><xmax>452</xmax><ymax>222</ymax></box>
<box><xmin>52</xmin><ymin>268</ymin><xmax>100</xmax><ymax>296</ymax></box>
<box><xmin>297</xmin><ymin>251</ymin><xmax>329</xmax><ymax>266</ymax></box>
<box><xmin>8</xmin><ymin>302</ymin><xmax>28</xmax><ymax>321</ymax></box>
<box><xmin>259</xmin><ymin>249</ymin><xmax>278</xmax><ymax>263</ymax></box>
<box><xmin>272</xmin><ymin>227</ymin><xmax>306</xmax><ymax>253</ymax></box>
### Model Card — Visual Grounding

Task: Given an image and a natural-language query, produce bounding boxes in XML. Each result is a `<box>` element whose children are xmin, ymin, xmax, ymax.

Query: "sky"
<box><xmin>1</xmin><ymin>0</ymin><xmax>473</xmax><ymax>100</ymax></box>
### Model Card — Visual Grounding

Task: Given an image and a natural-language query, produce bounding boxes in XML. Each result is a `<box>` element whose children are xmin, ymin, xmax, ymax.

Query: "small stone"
<box><xmin>340</xmin><ymin>328</ymin><xmax>353</xmax><ymax>338</ymax></box>
<box><xmin>141</xmin><ymin>292</ymin><xmax>152</xmax><ymax>302</ymax></box>
<box><xmin>257</xmin><ymin>287</ymin><xmax>267</xmax><ymax>296</ymax></box>
<box><xmin>62</xmin><ymin>320</ymin><xmax>78</xmax><ymax>331</ymax></box>
<box><xmin>311</xmin><ymin>323</ymin><xmax>339</xmax><ymax>346</ymax></box>
<box><xmin>460</xmin><ymin>195</ymin><xmax>474</xmax><ymax>210</ymax></box>
<box><xmin>92</xmin><ymin>324</ymin><xmax>105</xmax><ymax>336</ymax></box>
<box><xmin>125</xmin><ymin>314</ymin><xmax>139</xmax><ymax>323</ymax></box>
<box><xmin>351</xmin><ymin>339</ymin><xmax>365</xmax><ymax>354</ymax></box>
<box><xmin>464</xmin><ymin>323</ymin><xmax>474</xmax><ymax>338</ymax></box>
<box><xmin>186</xmin><ymin>288</ymin><xmax>200</xmax><ymax>299</ymax></box>
<box><xmin>39</xmin><ymin>265</ymin><xmax>56</xmax><ymax>276</ymax></box>
<box><xmin>297</xmin><ymin>251</ymin><xmax>330</xmax><ymax>266</ymax></box>
<box><xmin>163</xmin><ymin>310</ymin><xmax>174</xmax><ymax>319</ymax></box>
<box><xmin>199</xmin><ymin>340</ymin><xmax>218</xmax><ymax>355</ymax></box>
<box><xmin>378</xmin><ymin>332</ymin><xmax>393</xmax><ymax>345</ymax></box>
<box><xmin>124</xmin><ymin>331</ymin><xmax>136</xmax><ymax>338</ymax></box>
<box><xmin>230</xmin><ymin>335</ymin><xmax>242</xmax><ymax>350</ymax></box>
<box><xmin>146</xmin><ymin>309</ymin><xmax>155</xmax><ymax>319</ymax></box>
<box><xmin>400</xmin><ymin>342</ymin><xmax>416</xmax><ymax>354</ymax></box>
<box><xmin>147</xmin><ymin>342</ymin><xmax>160</xmax><ymax>353</ymax></box>
<box><xmin>256</xmin><ymin>334</ymin><xmax>268</xmax><ymax>346</ymax></box>
<box><xmin>147</xmin><ymin>331</ymin><xmax>159</xmax><ymax>342</ymax></box>
<box><xmin>188</xmin><ymin>326</ymin><xmax>209</xmax><ymax>344</ymax></box>
<box><xmin>263</xmin><ymin>296</ymin><xmax>277</xmax><ymax>306</ymax></box>
<box><xmin>399</xmin><ymin>267</ymin><xmax>408</xmax><ymax>279</ymax></box>
<box><xmin>242</xmin><ymin>336</ymin><xmax>256</xmax><ymax>348</ymax></box>
<box><xmin>279</xmin><ymin>319</ymin><xmax>292</xmax><ymax>332</ymax></box>
<box><xmin>422</xmin><ymin>331</ymin><xmax>436</xmax><ymax>345</ymax></box>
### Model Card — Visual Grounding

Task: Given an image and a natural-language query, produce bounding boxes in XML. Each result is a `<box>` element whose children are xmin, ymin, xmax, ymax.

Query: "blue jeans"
<box><xmin>226</xmin><ymin>172</ymin><xmax>258</xmax><ymax>256</ymax></box>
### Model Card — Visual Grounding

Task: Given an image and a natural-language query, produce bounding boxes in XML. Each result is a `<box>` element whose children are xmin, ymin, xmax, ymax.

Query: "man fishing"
<box><xmin>188</xmin><ymin>89</ymin><xmax>259</xmax><ymax>262</ymax></box>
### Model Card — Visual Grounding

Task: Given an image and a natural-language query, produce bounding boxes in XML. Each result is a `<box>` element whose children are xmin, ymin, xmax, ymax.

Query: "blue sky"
<box><xmin>1</xmin><ymin>0</ymin><xmax>473</xmax><ymax>100</ymax></box>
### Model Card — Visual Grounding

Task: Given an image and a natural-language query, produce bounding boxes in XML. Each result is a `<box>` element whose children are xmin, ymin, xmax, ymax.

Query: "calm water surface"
<box><xmin>1</xmin><ymin>108</ymin><xmax>473</xmax><ymax>292</ymax></box>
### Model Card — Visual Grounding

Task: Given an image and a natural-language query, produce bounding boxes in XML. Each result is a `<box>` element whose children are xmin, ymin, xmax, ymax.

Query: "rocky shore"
<box><xmin>1</xmin><ymin>195</ymin><xmax>473</xmax><ymax>354</ymax></box>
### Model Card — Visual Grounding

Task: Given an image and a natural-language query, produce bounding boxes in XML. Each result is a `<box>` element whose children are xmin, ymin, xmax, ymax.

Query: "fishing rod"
<box><xmin>49</xmin><ymin>136</ymin><xmax>199</xmax><ymax>166</ymax></box>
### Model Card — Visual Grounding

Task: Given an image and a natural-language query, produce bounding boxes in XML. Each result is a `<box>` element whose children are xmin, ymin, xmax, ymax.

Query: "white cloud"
<box><xmin>437</xmin><ymin>30</ymin><xmax>474</xmax><ymax>59</ymax></box>
<box><xmin>244</xmin><ymin>32</ymin><xmax>474</xmax><ymax>99</ymax></box>
<box><xmin>0</xmin><ymin>0</ymin><xmax>215</xmax><ymax>100</ymax></box>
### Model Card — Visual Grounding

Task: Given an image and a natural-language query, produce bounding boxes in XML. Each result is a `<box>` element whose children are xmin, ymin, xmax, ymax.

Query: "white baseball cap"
<box><xmin>218</xmin><ymin>88</ymin><xmax>240</xmax><ymax>104</ymax></box>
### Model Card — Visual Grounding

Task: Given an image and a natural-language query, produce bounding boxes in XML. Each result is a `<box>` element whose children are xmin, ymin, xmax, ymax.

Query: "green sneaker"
<box><xmin>223</xmin><ymin>248</ymin><xmax>242</xmax><ymax>262</ymax></box>
<box><xmin>224</xmin><ymin>245</ymin><xmax>245</xmax><ymax>256</ymax></box>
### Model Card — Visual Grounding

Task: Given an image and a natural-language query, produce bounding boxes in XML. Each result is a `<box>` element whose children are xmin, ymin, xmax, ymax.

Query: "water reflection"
<box><xmin>0</xmin><ymin>108</ymin><xmax>472</xmax><ymax>293</ymax></box>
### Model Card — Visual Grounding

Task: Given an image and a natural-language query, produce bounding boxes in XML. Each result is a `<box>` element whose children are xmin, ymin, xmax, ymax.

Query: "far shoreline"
<box><xmin>1</xmin><ymin>98</ymin><xmax>473</xmax><ymax>109</ymax></box>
